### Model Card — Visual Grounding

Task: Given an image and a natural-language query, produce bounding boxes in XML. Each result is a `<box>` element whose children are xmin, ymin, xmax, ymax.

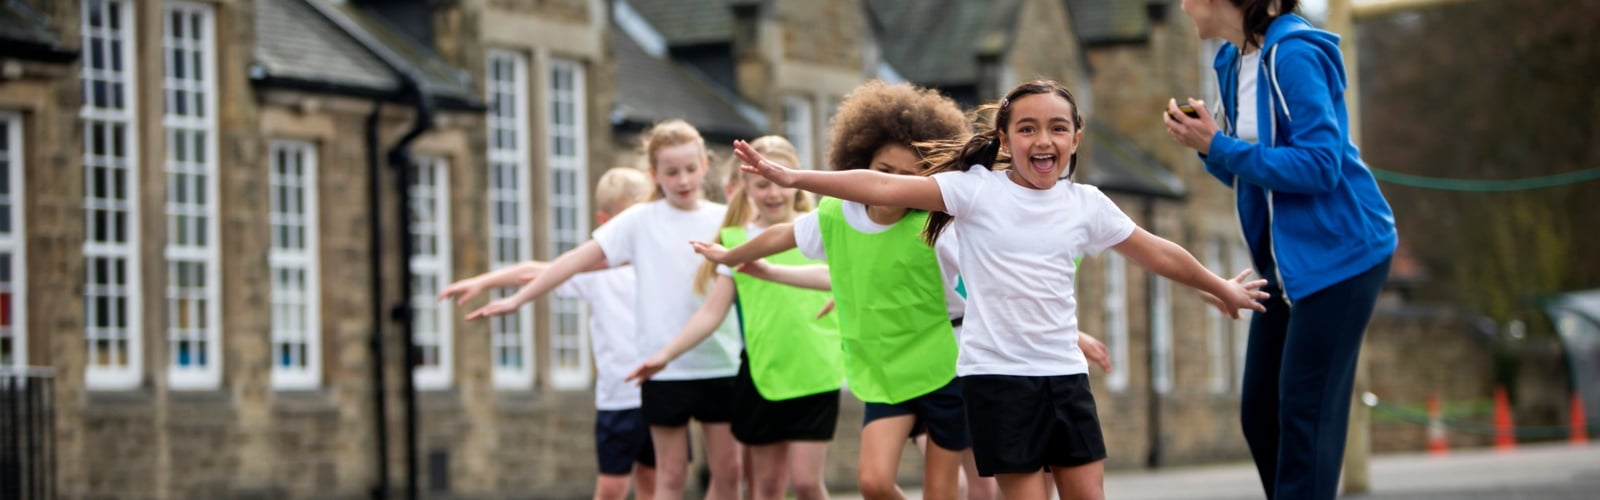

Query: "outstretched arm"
<box><xmin>734</xmin><ymin>140</ymin><xmax>945</xmax><ymax>212</ymax></box>
<box><xmin>691</xmin><ymin>221</ymin><xmax>799</xmax><ymax>267</ymax></box>
<box><xmin>439</xmin><ymin>261</ymin><xmax>550</xmax><ymax>305</ymax></box>
<box><xmin>1112</xmin><ymin>228</ymin><xmax>1268</xmax><ymax>319</ymax></box>
<box><xmin>625</xmin><ymin>275</ymin><xmax>738</xmax><ymax>383</ymax></box>
<box><xmin>465</xmin><ymin>240</ymin><xmax>608</xmax><ymax>320</ymax></box>
<box><xmin>735</xmin><ymin>261</ymin><xmax>831</xmax><ymax>291</ymax></box>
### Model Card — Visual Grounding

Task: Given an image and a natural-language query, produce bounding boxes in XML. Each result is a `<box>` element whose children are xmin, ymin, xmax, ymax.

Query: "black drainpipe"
<box><xmin>298</xmin><ymin>1</ymin><xmax>437</xmax><ymax>496</ymax></box>
<box><xmin>1145</xmin><ymin>198</ymin><xmax>1164</xmax><ymax>469</ymax></box>
<box><xmin>387</xmin><ymin>78</ymin><xmax>435</xmax><ymax>500</ymax></box>
<box><xmin>366</xmin><ymin>100</ymin><xmax>391</xmax><ymax>500</ymax></box>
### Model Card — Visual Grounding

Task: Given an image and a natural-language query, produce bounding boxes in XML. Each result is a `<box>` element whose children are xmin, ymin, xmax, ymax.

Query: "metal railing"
<box><xmin>1</xmin><ymin>367</ymin><xmax>54</xmax><ymax>500</ymax></box>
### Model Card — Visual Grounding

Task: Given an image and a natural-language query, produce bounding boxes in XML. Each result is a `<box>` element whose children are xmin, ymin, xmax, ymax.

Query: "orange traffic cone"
<box><xmin>1426</xmin><ymin>394</ymin><xmax>1449</xmax><ymax>455</ymax></box>
<box><xmin>1571</xmin><ymin>392</ymin><xmax>1589</xmax><ymax>447</ymax></box>
<box><xmin>1494</xmin><ymin>385</ymin><xmax>1516</xmax><ymax>452</ymax></box>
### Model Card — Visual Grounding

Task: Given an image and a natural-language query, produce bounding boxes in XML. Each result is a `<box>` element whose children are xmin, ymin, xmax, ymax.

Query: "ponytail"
<box><xmin>919</xmin><ymin>123</ymin><xmax>1003</xmax><ymax>246</ymax></box>
<box><xmin>693</xmin><ymin>186</ymin><xmax>753</xmax><ymax>295</ymax></box>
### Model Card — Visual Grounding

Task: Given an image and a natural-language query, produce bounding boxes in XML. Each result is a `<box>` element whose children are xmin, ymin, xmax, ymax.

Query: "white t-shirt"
<box><xmin>592</xmin><ymin>199</ymin><xmax>742</xmax><ymax>380</ymax></box>
<box><xmin>792</xmin><ymin>200</ymin><xmax>964</xmax><ymax>319</ymax></box>
<box><xmin>1236</xmin><ymin>49</ymin><xmax>1262</xmax><ymax>144</ymax></box>
<box><xmin>933</xmin><ymin>167</ymin><xmax>1135</xmax><ymax>377</ymax></box>
<box><xmin>554</xmin><ymin>267</ymin><xmax>640</xmax><ymax>410</ymax></box>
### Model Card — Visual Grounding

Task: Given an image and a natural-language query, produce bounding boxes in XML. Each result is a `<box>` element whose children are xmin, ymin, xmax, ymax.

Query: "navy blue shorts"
<box><xmin>962</xmin><ymin>374</ymin><xmax>1106</xmax><ymax>476</ymax></box>
<box><xmin>862</xmin><ymin>377</ymin><xmax>970</xmax><ymax>451</ymax></box>
<box><xmin>594</xmin><ymin>408</ymin><xmax>655</xmax><ymax>475</ymax></box>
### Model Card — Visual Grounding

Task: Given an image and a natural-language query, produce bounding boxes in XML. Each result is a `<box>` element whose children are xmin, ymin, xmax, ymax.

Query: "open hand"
<box><xmin>438</xmin><ymin>277</ymin><xmax>488</xmax><ymax>306</ymax></box>
<box><xmin>624</xmin><ymin>355</ymin><xmax>668</xmax><ymax>386</ymax></box>
<box><xmin>1163</xmin><ymin>98</ymin><xmax>1220</xmax><ymax>155</ymax></box>
<box><xmin>690</xmin><ymin>240</ymin><xmax>736</xmax><ymax>265</ymax></box>
<box><xmin>1078</xmin><ymin>331</ymin><xmax>1112</xmax><ymax>373</ymax></box>
<box><xmin>734</xmin><ymin>139</ymin><xmax>799</xmax><ymax>187</ymax></box>
<box><xmin>465</xmin><ymin>296</ymin><xmax>522</xmax><ymax>321</ymax></box>
<box><xmin>1207</xmin><ymin>268</ymin><xmax>1270</xmax><ymax>319</ymax></box>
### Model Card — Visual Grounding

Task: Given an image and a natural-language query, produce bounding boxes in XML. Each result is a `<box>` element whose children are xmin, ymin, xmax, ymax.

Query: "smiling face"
<box><xmin>997</xmin><ymin>92</ymin><xmax>1082</xmax><ymax>190</ymax></box>
<box><xmin>742</xmin><ymin>172</ymin><xmax>799</xmax><ymax>225</ymax></box>
<box><xmin>650</xmin><ymin>142</ymin><xmax>708</xmax><ymax>210</ymax></box>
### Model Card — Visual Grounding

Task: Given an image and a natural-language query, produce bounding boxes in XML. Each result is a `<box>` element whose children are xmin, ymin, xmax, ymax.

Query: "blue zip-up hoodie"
<box><xmin>1203</xmin><ymin>14</ymin><xmax>1396</xmax><ymax>303</ymax></box>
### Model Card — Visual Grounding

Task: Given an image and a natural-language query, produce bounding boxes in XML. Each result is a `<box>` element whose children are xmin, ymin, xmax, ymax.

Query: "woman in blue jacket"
<box><xmin>1164</xmin><ymin>1</ymin><xmax>1396</xmax><ymax>499</ymax></box>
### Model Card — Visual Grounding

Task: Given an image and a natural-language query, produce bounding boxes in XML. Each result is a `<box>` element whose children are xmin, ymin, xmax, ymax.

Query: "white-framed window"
<box><xmin>268</xmin><ymin>141</ymin><xmax>320</xmax><ymax>389</ymax></box>
<box><xmin>1104</xmin><ymin>252</ymin><xmax>1129</xmax><ymax>392</ymax></box>
<box><xmin>162</xmin><ymin>1</ymin><xmax>220</xmax><ymax>389</ymax></box>
<box><xmin>1204</xmin><ymin>239</ymin><xmax>1230</xmax><ymax>394</ymax></box>
<box><xmin>1231</xmin><ymin>242</ymin><xmax>1253</xmax><ymax>391</ymax></box>
<box><xmin>82</xmin><ymin>0</ymin><xmax>142</xmax><ymax>389</ymax></box>
<box><xmin>546</xmin><ymin>58</ymin><xmax>590</xmax><ymax>390</ymax></box>
<box><xmin>410</xmin><ymin>157</ymin><xmax>452</xmax><ymax>389</ymax></box>
<box><xmin>0</xmin><ymin>114</ymin><xmax>24</xmax><ymax>371</ymax></box>
<box><xmin>1152</xmin><ymin>275</ymin><xmax>1173</xmax><ymax>394</ymax></box>
<box><xmin>782</xmin><ymin>95</ymin><xmax>814</xmax><ymax>169</ymax></box>
<box><xmin>486</xmin><ymin>50</ymin><xmax>536</xmax><ymax>389</ymax></box>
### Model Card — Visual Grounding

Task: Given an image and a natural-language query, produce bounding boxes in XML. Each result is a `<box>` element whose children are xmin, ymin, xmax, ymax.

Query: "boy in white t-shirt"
<box><xmin>440</xmin><ymin>167</ymin><xmax>663</xmax><ymax>500</ymax></box>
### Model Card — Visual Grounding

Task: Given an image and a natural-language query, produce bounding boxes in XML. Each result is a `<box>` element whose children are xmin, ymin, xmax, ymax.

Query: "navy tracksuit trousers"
<box><xmin>1239</xmin><ymin>258</ymin><xmax>1390</xmax><ymax>500</ymax></box>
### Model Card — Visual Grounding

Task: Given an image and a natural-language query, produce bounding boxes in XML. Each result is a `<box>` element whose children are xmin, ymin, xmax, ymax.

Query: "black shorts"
<box><xmin>641</xmin><ymin>376</ymin><xmax>738</xmax><ymax>426</ymax></box>
<box><xmin>962</xmin><ymin>374</ymin><xmax>1107</xmax><ymax>477</ymax></box>
<box><xmin>731</xmin><ymin>352</ymin><xmax>840</xmax><ymax>445</ymax></box>
<box><xmin>862</xmin><ymin>377</ymin><xmax>970</xmax><ymax>451</ymax></box>
<box><xmin>595</xmin><ymin>408</ymin><xmax>655</xmax><ymax>475</ymax></box>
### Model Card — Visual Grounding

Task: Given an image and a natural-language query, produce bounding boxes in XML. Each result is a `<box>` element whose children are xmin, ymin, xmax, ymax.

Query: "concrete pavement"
<box><xmin>831</xmin><ymin>442</ymin><xmax>1600</xmax><ymax>499</ymax></box>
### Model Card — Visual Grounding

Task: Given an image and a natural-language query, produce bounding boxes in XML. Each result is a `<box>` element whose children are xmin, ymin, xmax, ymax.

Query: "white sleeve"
<box><xmin>1082</xmin><ymin>186</ymin><xmax>1137</xmax><ymax>255</ymax></box>
<box><xmin>931</xmin><ymin>168</ymin><xmax>982</xmax><ymax>217</ymax></box>
<box><xmin>791</xmin><ymin>211</ymin><xmax>826</xmax><ymax>260</ymax></box>
<box><xmin>592</xmin><ymin>204</ymin><xmax>642</xmax><ymax>267</ymax></box>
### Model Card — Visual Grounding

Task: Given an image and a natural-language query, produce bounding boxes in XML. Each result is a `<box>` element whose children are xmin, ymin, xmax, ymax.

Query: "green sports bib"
<box><xmin>723</xmin><ymin>226</ymin><xmax>844</xmax><ymax>400</ymax></box>
<box><xmin>816</xmin><ymin>197</ymin><xmax>957</xmax><ymax>404</ymax></box>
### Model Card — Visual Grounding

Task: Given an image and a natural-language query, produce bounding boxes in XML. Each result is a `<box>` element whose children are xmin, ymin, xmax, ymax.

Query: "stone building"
<box><xmin>3</xmin><ymin>0</ymin><xmax>1473</xmax><ymax>497</ymax></box>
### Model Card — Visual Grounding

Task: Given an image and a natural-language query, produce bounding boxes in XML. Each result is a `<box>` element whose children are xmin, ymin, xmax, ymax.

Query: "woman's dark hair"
<box><xmin>920</xmin><ymin>80</ymin><xmax>1083</xmax><ymax>245</ymax></box>
<box><xmin>1233</xmin><ymin>0</ymin><xmax>1300</xmax><ymax>49</ymax></box>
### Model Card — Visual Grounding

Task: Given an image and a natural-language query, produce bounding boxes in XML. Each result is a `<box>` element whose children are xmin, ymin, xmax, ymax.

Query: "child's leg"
<box><xmin>648</xmin><ymin>425</ymin><xmax>693</xmax><ymax>500</ymax></box>
<box><xmin>594</xmin><ymin>474</ymin><xmax>632</xmax><ymax>500</ymax></box>
<box><xmin>921</xmin><ymin>441</ymin><xmax>963</xmax><ymax>500</ymax></box>
<box><xmin>1049</xmin><ymin>461</ymin><xmax>1104</xmax><ymax>500</ymax></box>
<box><xmin>700</xmin><ymin>422</ymin><xmax>743</xmax><ymax>500</ymax></box>
<box><xmin>960</xmin><ymin>449</ymin><xmax>998</xmax><ymax>500</ymax></box>
<box><xmin>857</xmin><ymin>415</ymin><xmax>915</xmax><ymax>500</ymax></box>
<box><xmin>994</xmin><ymin>472</ymin><xmax>1051</xmax><ymax>500</ymax></box>
<box><xmin>746</xmin><ymin>441</ymin><xmax>790</xmax><ymax>500</ymax></box>
<box><xmin>786</xmin><ymin>440</ymin><xmax>830</xmax><ymax>500</ymax></box>
<box><xmin>634</xmin><ymin>465</ymin><xmax>657</xmax><ymax>500</ymax></box>
<box><xmin>914</xmin><ymin>379</ymin><xmax>972</xmax><ymax>500</ymax></box>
